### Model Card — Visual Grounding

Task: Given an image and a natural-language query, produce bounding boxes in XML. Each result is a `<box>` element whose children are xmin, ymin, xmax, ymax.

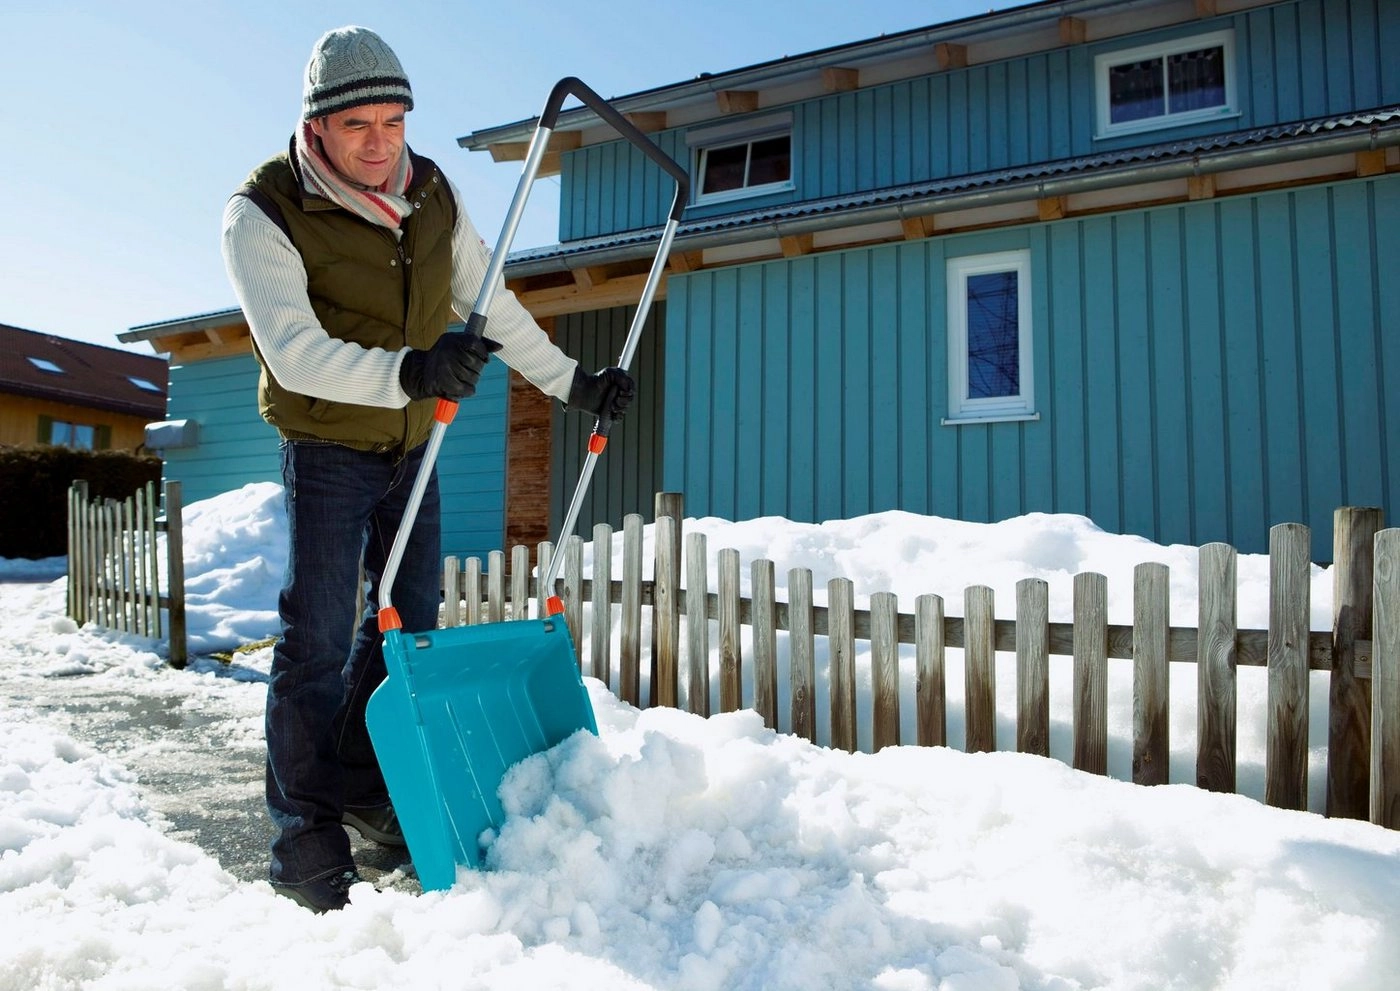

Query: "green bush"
<box><xmin>0</xmin><ymin>445</ymin><xmax>162</xmax><ymax>560</ymax></box>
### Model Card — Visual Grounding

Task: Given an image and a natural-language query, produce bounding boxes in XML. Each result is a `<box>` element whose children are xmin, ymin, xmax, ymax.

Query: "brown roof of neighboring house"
<box><xmin>0</xmin><ymin>323</ymin><xmax>168</xmax><ymax>419</ymax></box>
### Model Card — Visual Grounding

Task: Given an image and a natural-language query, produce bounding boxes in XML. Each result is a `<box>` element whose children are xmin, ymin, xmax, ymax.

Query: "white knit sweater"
<box><xmin>221</xmin><ymin>175</ymin><xmax>577</xmax><ymax>408</ymax></box>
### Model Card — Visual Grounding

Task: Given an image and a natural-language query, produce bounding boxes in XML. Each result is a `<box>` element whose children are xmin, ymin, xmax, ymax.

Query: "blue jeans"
<box><xmin>266</xmin><ymin>439</ymin><xmax>442</xmax><ymax>884</ymax></box>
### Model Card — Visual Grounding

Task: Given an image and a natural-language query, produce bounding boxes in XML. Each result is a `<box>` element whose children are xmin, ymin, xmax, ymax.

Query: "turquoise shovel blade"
<box><xmin>365</xmin><ymin>616</ymin><xmax>597</xmax><ymax>892</ymax></box>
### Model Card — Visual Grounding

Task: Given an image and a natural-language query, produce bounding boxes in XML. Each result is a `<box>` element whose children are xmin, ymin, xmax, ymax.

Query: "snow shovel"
<box><xmin>365</xmin><ymin>77</ymin><xmax>688</xmax><ymax>893</ymax></box>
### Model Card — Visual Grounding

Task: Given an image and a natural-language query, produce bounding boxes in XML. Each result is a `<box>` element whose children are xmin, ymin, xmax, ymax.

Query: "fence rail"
<box><xmin>67</xmin><ymin>480</ymin><xmax>187</xmax><ymax>667</ymax></box>
<box><xmin>443</xmin><ymin>497</ymin><xmax>1399</xmax><ymax>830</ymax></box>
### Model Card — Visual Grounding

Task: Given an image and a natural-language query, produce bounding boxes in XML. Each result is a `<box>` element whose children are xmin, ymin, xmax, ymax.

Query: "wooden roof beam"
<box><xmin>1059</xmin><ymin>16</ymin><xmax>1087</xmax><ymax>45</ymax></box>
<box><xmin>624</xmin><ymin>111</ymin><xmax>668</xmax><ymax>133</ymax></box>
<box><xmin>934</xmin><ymin>43</ymin><xmax>967</xmax><ymax>71</ymax></box>
<box><xmin>717</xmin><ymin>90</ymin><xmax>760</xmax><ymax>115</ymax></box>
<box><xmin>900</xmin><ymin>214</ymin><xmax>937</xmax><ymax>240</ymax></box>
<box><xmin>821</xmin><ymin>67</ymin><xmax>861</xmax><ymax>93</ymax></box>
<box><xmin>486</xmin><ymin>130</ymin><xmax>582</xmax><ymax>163</ymax></box>
<box><xmin>668</xmin><ymin>250</ymin><xmax>704</xmax><ymax>274</ymax></box>
<box><xmin>779</xmin><ymin>233</ymin><xmax>814</xmax><ymax>257</ymax></box>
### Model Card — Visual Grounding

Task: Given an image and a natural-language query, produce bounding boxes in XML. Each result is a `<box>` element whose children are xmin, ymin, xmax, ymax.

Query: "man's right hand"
<box><xmin>398</xmin><ymin>333</ymin><xmax>502</xmax><ymax>401</ymax></box>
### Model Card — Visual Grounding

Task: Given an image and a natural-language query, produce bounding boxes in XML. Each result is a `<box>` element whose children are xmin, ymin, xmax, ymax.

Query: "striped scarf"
<box><xmin>295</xmin><ymin>121</ymin><xmax>413</xmax><ymax>229</ymax></box>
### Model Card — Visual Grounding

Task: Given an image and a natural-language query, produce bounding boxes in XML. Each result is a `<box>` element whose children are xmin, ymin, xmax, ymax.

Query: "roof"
<box><xmin>497</xmin><ymin>106</ymin><xmax>1400</xmax><ymax>276</ymax></box>
<box><xmin>0</xmin><ymin>323</ymin><xmax>169</xmax><ymax>418</ymax></box>
<box><xmin>459</xmin><ymin>0</ymin><xmax>1162</xmax><ymax>149</ymax></box>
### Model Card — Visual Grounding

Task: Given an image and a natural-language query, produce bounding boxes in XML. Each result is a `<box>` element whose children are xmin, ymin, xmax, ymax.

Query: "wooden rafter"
<box><xmin>1059</xmin><ymin>16</ymin><xmax>1087</xmax><ymax>45</ymax></box>
<box><xmin>717</xmin><ymin>90</ymin><xmax>759</xmax><ymax>115</ymax></box>
<box><xmin>822</xmin><ymin>67</ymin><xmax>861</xmax><ymax>93</ymax></box>
<box><xmin>779</xmin><ymin>233</ymin><xmax>814</xmax><ymax>257</ymax></box>
<box><xmin>934</xmin><ymin>43</ymin><xmax>967</xmax><ymax>71</ymax></box>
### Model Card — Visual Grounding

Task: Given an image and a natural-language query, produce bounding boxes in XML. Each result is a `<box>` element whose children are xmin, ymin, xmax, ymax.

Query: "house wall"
<box><xmin>0</xmin><ymin>394</ymin><xmax>149</xmax><ymax>450</ymax></box>
<box><xmin>662</xmin><ymin>172</ymin><xmax>1400</xmax><ymax>558</ymax></box>
<box><xmin>161</xmin><ymin>352</ymin><xmax>513</xmax><ymax>561</ymax></box>
<box><xmin>559</xmin><ymin>0</ymin><xmax>1400</xmax><ymax>242</ymax></box>
<box><xmin>549</xmin><ymin>304</ymin><xmax>667</xmax><ymax>537</ymax></box>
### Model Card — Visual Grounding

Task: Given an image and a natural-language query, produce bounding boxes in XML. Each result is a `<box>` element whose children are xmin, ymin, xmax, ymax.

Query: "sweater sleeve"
<box><xmin>446</xmin><ymin>178</ymin><xmax>579</xmax><ymax>402</ymax></box>
<box><xmin>220</xmin><ymin>194</ymin><xmax>413</xmax><ymax>408</ymax></box>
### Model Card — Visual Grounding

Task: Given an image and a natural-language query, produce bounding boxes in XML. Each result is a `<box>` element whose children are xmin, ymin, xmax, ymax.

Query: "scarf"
<box><xmin>295</xmin><ymin>121</ymin><xmax>414</xmax><ymax>229</ymax></box>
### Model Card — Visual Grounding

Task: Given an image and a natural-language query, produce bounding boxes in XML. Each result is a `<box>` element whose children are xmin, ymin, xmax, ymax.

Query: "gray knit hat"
<box><xmin>302</xmin><ymin>26</ymin><xmax>414</xmax><ymax>121</ymax></box>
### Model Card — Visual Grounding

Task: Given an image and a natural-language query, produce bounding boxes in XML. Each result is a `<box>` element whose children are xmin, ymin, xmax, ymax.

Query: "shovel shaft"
<box><xmin>379</xmin><ymin>78</ymin><xmax>687</xmax><ymax>629</ymax></box>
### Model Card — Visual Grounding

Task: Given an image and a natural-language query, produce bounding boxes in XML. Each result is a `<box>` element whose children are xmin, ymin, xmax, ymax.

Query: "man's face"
<box><xmin>309</xmin><ymin>102</ymin><xmax>407</xmax><ymax>188</ymax></box>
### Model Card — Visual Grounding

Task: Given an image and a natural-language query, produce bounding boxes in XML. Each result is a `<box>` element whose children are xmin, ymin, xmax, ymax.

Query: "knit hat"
<box><xmin>302</xmin><ymin>26</ymin><xmax>414</xmax><ymax>121</ymax></box>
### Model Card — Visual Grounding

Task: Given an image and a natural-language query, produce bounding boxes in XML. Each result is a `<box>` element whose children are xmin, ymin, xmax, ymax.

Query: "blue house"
<box><xmin>461</xmin><ymin>0</ymin><xmax>1399</xmax><ymax>559</ymax></box>
<box><xmin>127</xmin><ymin>0</ymin><xmax>1398</xmax><ymax>561</ymax></box>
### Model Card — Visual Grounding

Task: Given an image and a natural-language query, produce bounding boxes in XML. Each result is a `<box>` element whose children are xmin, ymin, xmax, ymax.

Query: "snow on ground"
<box><xmin>2</xmin><ymin>482</ymin><xmax>1397</xmax><ymax>991</ymax></box>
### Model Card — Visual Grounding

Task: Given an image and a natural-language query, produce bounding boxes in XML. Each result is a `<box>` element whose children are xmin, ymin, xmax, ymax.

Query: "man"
<box><xmin>221</xmin><ymin>25</ymin><xmax>634</xmax><ymax>913</ymax></box>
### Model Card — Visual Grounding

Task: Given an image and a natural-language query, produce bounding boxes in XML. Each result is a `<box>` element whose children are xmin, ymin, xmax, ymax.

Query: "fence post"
<box><xmin>487</xmin><ymin>549</ymin><xmax>506</xmax><ymax>624</ymax></box>
<box><xmin>1266</xmin><ymin>522</ymin><xmax>1310</xmax><ymax>812</ymax></box>
<box><xmin>1198</xmin><ymin>543</ymin><xmax>1238</xmax><ymax>793</ymax></box>
<box><xmin>511</xmin><ymin>544</ymin><xmax>531</xmax><ymax>621</ymax></box>
<box><xmin>718</xmin><ymin>548</ymin><xmax>743</xmax><ymax>714</ymax></box>
<box><xmin>653</xmin><ymin>515</ymin><xmax>680</xmax><ymax>708</ymax></box>
<box><xmin>789</xmin><ymin>567</ymin><xmax>816</xmax><ymax>742</ymax></box>
<box><xmin>1073</xmin><ymin>572</ymin><xmax>1108</xmax><ymax>775</ymax></box>
<box><xmin>1372</xmin><ymin>528</ymin><xmax>1400</xmax><ymax>828</ymax></box>
<box><xmin>619</xmin><ymin>515</ymin><xmax>643</xmax><ymax>707</ymax></box>
<box><xmin>686</xmin><ymin>531</ymin><xmax>711</xmax><ymax>716</ymax></box>
<box><xmin>915</xmin><ymin>594</ymin><xmax>946</xmax><ymax>748</ymax></box>
<box><xmin>965</xmin><ymin>585</ymin><xmax>997</xmax><ymax>754</ymax></box>
<box><xmin>871</xmin><ymin>591</ymin><xmax>900</xmax><ymax>752</ymax></box>
<box><xmin>1133</xmin><ymin>562</ymin><xmax>1171</xmax><ymax>785</ymax></box>
<box><xmin>829</xmin><ymin>577</ymin><xmax>857</xmax><ymax>753</ymax></box>
<box><xmin>751</xmin><ymin>559</ymin><xmax>778</xmax><ymax>730</ymax></box>
<box><xmin>163</xmin><ymin>481</ymin><xmax>186</xmax><ymax>669</ymax></box>
<box><xmin>563</xmin><ymin>536</ymin><xmax>584</xmax><ymax>652</ymax></box>
<box><xmin>1329</xmin><ymin>507</ymin><xmax>1381</xmax><ymax>819</ymax></box>
<box><xmin>591</xmin><ymin>524</ymin><xmax>613</xmax><ymax>687</ymax></box>
<box><xmin>653</xmin><ymin>493</ymin><xmax>684</xmax><ymax>707</ymax></box>
<box><xmin>1016</xmin><ymin>578</ymin><xmax>1050</xmax><ymax>756</ymax></box>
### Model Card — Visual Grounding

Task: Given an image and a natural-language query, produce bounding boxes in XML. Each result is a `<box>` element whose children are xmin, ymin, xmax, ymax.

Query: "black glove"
<box><xmin>566</xmin><ymin>366</ymin><xmax>636</xmax><ymax>421</ymax></box>
<box><xmin>399</xmin><ymin>334</ymin><xmax>502</xmax><ymax>401</ymax></box>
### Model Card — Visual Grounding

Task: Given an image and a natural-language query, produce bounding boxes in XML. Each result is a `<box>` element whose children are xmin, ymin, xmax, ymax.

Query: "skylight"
<box><xmin>128</xmin><ymin>377</ymin><xmax>163</xmax><ymax>393</ymax></box>
<box><xmin>27</xmin><ymin>357</ymin><xmax>64</xmax><ymax>374</ymax></box>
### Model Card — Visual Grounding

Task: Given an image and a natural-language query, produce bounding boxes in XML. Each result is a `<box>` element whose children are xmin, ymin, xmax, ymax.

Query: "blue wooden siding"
<box><xmin>559</xmin><ymin>0</ymin><xmax>1400</xmax><ymax>242</ymax></box>
<box><xmin>163</xmin><ymin>351</ymin><xmax>511</xmax><ymax>561</ymax></box>
<box><xmin>663</xmin><ymin>173</ymin><xmax>1399</xmax><ymax>557</ymax></box>
<box><xmin>162</xmin><ymin>355</ymin><xmax>281</xmax><ymax>506</ymax></box>
<box><xmin>550</xmin><ymin>304</ymin><xmax>666</xmax><ymax>536</ymax></box>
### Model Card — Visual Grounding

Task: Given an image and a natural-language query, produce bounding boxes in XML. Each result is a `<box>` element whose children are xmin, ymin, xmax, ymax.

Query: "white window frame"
<box><xmin>1093</xmin><ymin>29</ymin><xmax>1238</xmax><ymax>139</ymax></box>
<box><xmin>686</xmin><ymin>112</ymin><xmax>795</xmax><ymax>206</ymax></box>
<box><xmin>944</xmin><ymin>249</ymin><xmax>1037</xmax><ymax>425</ymax></box>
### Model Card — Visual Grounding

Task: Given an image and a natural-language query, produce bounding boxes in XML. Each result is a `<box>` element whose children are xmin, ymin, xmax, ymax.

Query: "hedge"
<box><xmin>0</xmin><ymin>445</ymin><xmax>162</xmax><ymax>560</ymax></box>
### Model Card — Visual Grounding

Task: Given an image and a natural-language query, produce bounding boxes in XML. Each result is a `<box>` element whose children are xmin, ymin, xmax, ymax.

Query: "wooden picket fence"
<box><xmin>443</xmin><ymin>495</ymin><xmax>1400</xmax><ymax>830</ymax></box>
<box><xmin>67</xmin><ymin>479</ymin><xmax>187</xmax><ymax>668</ymax></box>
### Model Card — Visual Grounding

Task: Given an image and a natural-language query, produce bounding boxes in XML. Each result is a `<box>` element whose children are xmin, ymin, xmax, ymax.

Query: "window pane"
<box><xmin>1108</xmin><ymin>56</ymin><xmax>1165</xmax><ymax>124</ymax></box>
<box><xmin>747</xmin><ymin>136</ymin><xmax>791</xmax><ymax>186</ymax></box>
<box><xmin>966</xmin><ymin>272</ymin><xmax>1019</xmax><ymax>399</ymax></box>
<box><xmin>1168</xmin><ymin>46</ymin><xmax>1226</xmax><ymax>113</ymax></box>
<box><xmin>701</xmin><ymin>143</ymin><xmax>749</xmax><ymax>194</ymax></box>
<box><xmin>73</xmin><ymin>424</ymin><xmax>95</xmax><ymax>450</ymax></box>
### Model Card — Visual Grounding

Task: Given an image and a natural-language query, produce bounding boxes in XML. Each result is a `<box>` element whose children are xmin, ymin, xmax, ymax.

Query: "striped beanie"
<box><xmin>302</xmin><ymin>26</ymin><xmax>414</xmax><ymax>121</ymax></box>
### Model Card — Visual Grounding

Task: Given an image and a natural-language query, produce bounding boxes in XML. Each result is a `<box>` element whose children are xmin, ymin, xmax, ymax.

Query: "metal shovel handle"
<box><xmin>379</xmin><ymin>77</ymin><xmax>687</xmax><ymax>630</ymax></box>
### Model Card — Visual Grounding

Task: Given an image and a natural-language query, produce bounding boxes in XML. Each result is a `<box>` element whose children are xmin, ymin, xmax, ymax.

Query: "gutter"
<box><xmin>500</xmin><ymin>120</ymin><xmax>1400</xmax><ymax>279</ymax></box>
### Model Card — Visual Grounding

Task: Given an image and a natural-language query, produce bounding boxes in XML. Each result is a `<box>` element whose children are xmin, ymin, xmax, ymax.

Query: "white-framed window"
<box><xmin>687</xmin><ymin>113</ymin><xmax>794</xmax><ymax>206</ymax></box>
<box><xmin>1094</xmin><ymin>29</ymin><xmax>1237</xmax><ymax>138</ymax></box>
<box><xmin>945</xmin><ymin>250</ymin><xmax>1036</xmax><ymax>423</ymax></box>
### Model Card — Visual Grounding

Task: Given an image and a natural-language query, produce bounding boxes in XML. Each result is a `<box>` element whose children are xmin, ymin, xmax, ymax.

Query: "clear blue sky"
<box><xmin>2</xmin><ymin>1</ymin><xmax>1020</xmax><ymax>352</ymax></box>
